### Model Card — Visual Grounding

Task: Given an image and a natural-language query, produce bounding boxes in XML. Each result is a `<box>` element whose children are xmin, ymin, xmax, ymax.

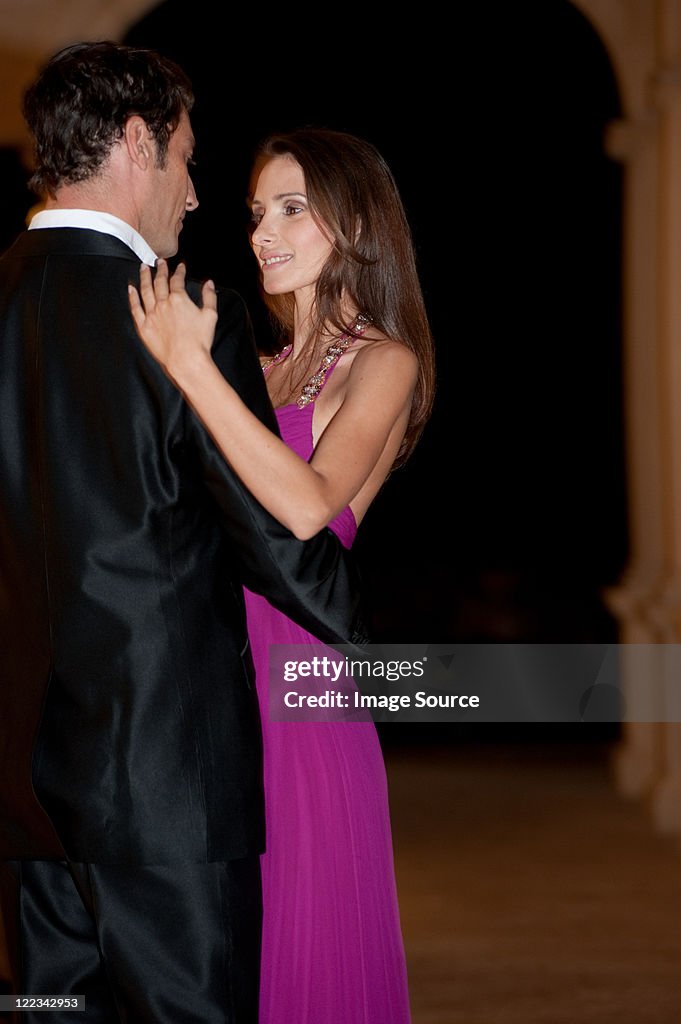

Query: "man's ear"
<box><xmin>123</xmin><ymin>116</ymin><xmax>154</xmax><ymax>170</ymax></box>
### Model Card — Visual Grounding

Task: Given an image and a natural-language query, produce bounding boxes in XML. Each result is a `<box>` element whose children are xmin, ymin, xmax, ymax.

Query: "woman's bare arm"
<box><xmin>129</xmin><ymin>261</ymin><xmax>417</xmax><ymax>539</ymax></box>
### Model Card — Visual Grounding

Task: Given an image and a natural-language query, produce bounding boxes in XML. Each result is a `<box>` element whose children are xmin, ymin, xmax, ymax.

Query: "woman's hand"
<box><xmin>128</xmin><ymin>259</ymin><xmax>218</xmax><ymax>383</ymax></box>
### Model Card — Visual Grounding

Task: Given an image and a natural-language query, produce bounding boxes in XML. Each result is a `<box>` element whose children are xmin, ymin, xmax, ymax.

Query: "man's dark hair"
<box><xmin>22</xmin><ymin>40</ymin><xmax>194</xmax><ymax>197</ymax></box>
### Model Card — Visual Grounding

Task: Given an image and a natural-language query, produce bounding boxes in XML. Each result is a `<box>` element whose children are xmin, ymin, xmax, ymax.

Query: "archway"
<box><xmin>125</xmin><ymin>0</ymin><xmax>626</xmax><ymax>663</ymax></box>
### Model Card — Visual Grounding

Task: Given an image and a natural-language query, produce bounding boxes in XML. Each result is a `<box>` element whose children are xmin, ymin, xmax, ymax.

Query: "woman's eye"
<box><xmin>284</xmin><ymin>205</ymin><xmax>303</xmax><ymax>216</ymax></box>
<box><xmin>250</xmin><ymin>211</ymin><xmax>263</xmax><ymax>227</ymax></box>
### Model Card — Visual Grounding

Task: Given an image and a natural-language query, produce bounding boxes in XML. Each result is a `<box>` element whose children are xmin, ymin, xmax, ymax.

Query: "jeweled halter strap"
<box><xmin>261</xmin><ymin>314</ymin><xmax>371</xmax><ymax>408</ymax></box>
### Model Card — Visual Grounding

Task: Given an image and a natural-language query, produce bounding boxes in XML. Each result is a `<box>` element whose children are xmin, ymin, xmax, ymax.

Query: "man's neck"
<box><xmin>46</xmin><ymin>181</ymin><xmax>138</xmax><ymax>230</ymax></box>
<box><xmin>29</xmin><ymin>208</ymin><xmax>158</xmax><ymax>267</ymax></box>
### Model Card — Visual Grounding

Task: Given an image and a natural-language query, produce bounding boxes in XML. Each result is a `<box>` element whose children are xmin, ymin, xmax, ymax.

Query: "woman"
<box><xmin>129</xmin><ymin>127</ymin><xmax>436</xmax><ymax>1024</ymax></box>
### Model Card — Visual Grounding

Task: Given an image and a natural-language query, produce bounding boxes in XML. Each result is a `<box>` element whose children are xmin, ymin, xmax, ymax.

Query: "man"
<box><xmin>0</xmin><ymin>41</ymin><xmax>365</xmax><ymax>1022</ymax></box>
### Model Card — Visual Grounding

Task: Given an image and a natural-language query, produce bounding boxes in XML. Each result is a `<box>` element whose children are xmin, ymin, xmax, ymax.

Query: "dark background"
<box><xmin>124</xmin><ymin>0</ymin><xmax>627</xmax><ymax>644</ymax></box>
<box><xmin>126</xmin><ymin>0</ymin><xmax>627</xmax><ymax>745</ymax></box>
<box><xmin>0</xmin><ymin>0</ymin><xmax>626</xmax><ymax>743</ymax></box>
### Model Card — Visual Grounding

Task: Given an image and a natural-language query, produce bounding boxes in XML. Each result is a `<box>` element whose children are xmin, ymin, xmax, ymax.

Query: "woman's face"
<box><xmin>249</xmin><ymin>155</ymin><xmax>334</xmax><ymax>302</ymax></box>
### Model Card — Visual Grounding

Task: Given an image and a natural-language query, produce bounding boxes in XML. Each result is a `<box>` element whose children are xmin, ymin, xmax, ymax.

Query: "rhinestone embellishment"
<box><xmin>262</xmin><ymin>315</ymin><xmax>371</xmax><ymax>407</ymax></box>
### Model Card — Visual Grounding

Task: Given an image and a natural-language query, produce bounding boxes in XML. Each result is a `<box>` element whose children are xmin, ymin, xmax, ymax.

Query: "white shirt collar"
<box><xmin>28</xmin><ymin>209</ymin><xmax>158</xmax><ymax>266</ymax></box>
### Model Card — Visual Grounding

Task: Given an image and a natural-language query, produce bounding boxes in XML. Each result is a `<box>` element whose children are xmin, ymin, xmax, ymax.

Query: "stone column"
<box><xmin>641</xmin><ymin>55</ymin><xmax>681</xmax><ymax>832</ymax></box>
<box><xmin>603</xmin><ymin>108</ymin><xmax>667</xmax><ymax>803</ymax></box>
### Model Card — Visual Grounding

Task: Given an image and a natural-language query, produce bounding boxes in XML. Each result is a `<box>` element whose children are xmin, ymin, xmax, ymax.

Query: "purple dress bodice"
<box><xmin>274</xmin><ymin>402</ymin><xmax>357</xmax><ymax>548</ymax></box>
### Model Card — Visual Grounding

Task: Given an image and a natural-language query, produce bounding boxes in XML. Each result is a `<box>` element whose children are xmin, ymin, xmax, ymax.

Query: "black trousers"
<box><xmin>0</xmin><ymin>857</ymin><xmax>261</xmax><ymax>1023</ymax></box>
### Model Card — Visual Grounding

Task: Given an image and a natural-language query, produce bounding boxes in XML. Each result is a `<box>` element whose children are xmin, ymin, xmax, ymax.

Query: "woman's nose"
<box><xmin>251</xmin><ymin>216</ymin><xmax>274</xmax><ymax>246</ymax></box>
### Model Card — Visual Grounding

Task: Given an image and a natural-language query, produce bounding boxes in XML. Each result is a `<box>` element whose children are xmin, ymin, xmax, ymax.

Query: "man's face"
<box><xmin>140</xmin><ymin>109</ymin><xmax>198</xmax><ymax>258</ymax></box>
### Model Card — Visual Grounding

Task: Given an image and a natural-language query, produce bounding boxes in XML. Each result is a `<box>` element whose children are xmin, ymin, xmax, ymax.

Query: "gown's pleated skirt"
<box><xmin>243</xmin><ymin>402</ymin><xmax>411</xmax><ymax>1024</ymax></box>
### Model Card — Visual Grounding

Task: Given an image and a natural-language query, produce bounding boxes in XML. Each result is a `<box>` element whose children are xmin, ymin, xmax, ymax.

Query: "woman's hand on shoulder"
<box><xmin>128</xmin><ymin>259</ymin><xmax>218</xmax><ymax>386</ymax></box>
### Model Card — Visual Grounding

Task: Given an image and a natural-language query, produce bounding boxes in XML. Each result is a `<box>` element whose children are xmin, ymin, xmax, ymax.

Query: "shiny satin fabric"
<box><xmin>0</xmin><ymin>228</ymin><xmax>367</xmax><ymax>864</ymax></box>
<box><xmin>2</xmin><ymin>858</ymin><xmax>261</xmax><ymax>1023</ymax></box>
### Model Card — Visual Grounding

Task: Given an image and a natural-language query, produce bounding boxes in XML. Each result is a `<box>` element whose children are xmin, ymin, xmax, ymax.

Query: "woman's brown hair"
<box><xmin>250</xmin><ymin>127</ymin><xmax>436</xmax><ymax>468</ymax></box>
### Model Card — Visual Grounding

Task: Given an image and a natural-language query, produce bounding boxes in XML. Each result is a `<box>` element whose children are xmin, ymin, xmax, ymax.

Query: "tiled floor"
<box><xmin>387</xmin><ymin>739</ymin><xmax>681</xmax><ymax>1024</ymax></box>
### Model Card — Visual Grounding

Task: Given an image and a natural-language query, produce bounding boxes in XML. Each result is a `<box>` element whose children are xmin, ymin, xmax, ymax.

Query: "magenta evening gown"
<box><xmin>243</xmin><ymin>397</ymin><xmax>411</xmax><ymax>1024</ymax></box>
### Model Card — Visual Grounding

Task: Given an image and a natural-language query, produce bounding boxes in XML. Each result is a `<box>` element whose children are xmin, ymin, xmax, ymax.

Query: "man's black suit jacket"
<box><xmin>0</xmin><ymin>228</ymin><xmax>365</xmax><ymax>864</ymax></box>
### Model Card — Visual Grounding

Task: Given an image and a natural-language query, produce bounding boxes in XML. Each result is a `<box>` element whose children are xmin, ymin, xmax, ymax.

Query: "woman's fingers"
<box><xmin>152</xmin><ymin>258</ymin><xmax>170</xmax><ymax>301</ymax></box>
<box><xmin>170</xmin><ymin>264</ymin><xmax>216</xmax><ymax>316</ymax></box>
<box><xmin>135</xmin><ymin>261</ymin><xmax>211</xmax><ymax>316</ymax></box>
<box><xmin>201</xmin><ymin>279</ymin><xmax>217</xmax><ymax>314</ymax></box>
<box><xmin>128</xmin><ymin>284</ymin><xmax>144</xmax><ymax>330</ymax></box>
<box><xmin>135</xmin><ymin>263</ymin><xmax>155</xmax><ymax>313</ymax></box>
<box><xmin>129</xmin><ymin>261</ymin><xmax>216</xmax><ymax>369</ymax></box>
<box><xmin>169</xmin><ymin>262</ymin><xmax>187</xmax><ymax>293</ymax></box>
<box><xmin>131</xmin><ymin>260</ymin><xmax>174</xmax><ymax>327</ymax></box>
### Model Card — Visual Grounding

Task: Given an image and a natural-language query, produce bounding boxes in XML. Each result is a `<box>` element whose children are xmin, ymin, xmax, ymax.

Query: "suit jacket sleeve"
<box><xmin>184</xmin><ymin>283</ymin><xmax>369</xmax><ymax>648</ymax></box>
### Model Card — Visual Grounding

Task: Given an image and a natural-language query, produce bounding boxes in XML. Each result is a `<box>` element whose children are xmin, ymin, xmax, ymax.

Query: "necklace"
<box><xmin>262</xmin><ymin>314</ymin><xmax>371</xmax><ymax>408</ymax></box>
<box><xmin>260</xmin><ymin>345</ymin><xmax>293</xmax><ymax>373</ymax></box>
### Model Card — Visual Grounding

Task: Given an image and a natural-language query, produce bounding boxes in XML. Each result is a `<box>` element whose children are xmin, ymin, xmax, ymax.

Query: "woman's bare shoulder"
<box><xmin>349</xmin><ymin>333</ymin><xmax>419</xmax><ymax>383</ymax></box>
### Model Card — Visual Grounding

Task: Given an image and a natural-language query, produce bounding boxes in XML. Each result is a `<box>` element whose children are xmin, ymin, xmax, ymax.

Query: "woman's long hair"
<box><xmin>249</xmin><ymin>127</ymin><xmax>436</xmax><ymax>468</ymax></box>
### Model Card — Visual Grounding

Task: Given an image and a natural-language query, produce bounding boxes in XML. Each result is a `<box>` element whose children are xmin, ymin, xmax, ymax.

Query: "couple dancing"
<box><xmin>0</xmin><ymin>41</ymin><xmax>435</xmax><ymax>1023</ymax></box>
